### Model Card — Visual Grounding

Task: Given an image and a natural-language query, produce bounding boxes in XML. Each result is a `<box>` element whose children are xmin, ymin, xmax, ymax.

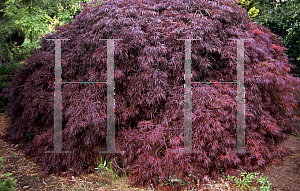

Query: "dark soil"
<box><xmin>259</xmin><ymin>123</ymin><xmax>300</xmax><ymax>191</ymax></box>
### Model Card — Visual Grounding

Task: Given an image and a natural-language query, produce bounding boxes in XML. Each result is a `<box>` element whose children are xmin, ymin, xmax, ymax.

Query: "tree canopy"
<box><xmin>238</xmin><ymin>0</ymin><xmax>300</xmax><ymax>77</ymax></box>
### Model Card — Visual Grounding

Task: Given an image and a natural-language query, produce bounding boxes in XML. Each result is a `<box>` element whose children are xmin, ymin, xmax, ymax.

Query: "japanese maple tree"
<box><xmin>1</xmin><ymin>0</ymin><xmax>300</xmax><ymax>190</ymax></box>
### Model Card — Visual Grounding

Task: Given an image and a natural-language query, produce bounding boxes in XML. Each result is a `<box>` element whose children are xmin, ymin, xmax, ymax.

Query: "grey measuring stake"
<box><xmin>45</xmin><ymin>37</ymin><xmax>253</xmax><ymax>155</ymax></box>
<box><xmin>175</xmin><ymin>38</ymin><xmax>253</xmax><ymax>154</ymax></box>
<box><xmin>45</xmin><ymin>39</ymin><xmax>124</xmax><ymax>155</ymax></box>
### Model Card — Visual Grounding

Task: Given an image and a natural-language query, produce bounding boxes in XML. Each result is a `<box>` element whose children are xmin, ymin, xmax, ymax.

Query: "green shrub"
<box><xmin>0</xmin><ymin>157</ymin><xmax>17</xmax><ymax>191</ymax></box>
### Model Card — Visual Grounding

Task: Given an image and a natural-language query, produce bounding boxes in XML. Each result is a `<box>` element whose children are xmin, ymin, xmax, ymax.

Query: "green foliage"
<box><xmin>248</xmin><ymin>6</ymin><xmax>260</xmax><ymax>18</ymax></box>
<box><xmin>0</xmin><ymin>0</ymin><xmax>6</xmax><ymax>21</ymax></box>
<box><xmin>0</xmin><ymin>157</ymin><xmax>18</xmax><ymax>191</ymax></box>
<box><xmin>31</xmin><ymin>0</ymin><xmax>96</xmax><ymax>19</ymax></box>
<box><xmin>237</xmin><ymin>0</ymin><xmax>260</xmax><ymax>18</ymax></box>
<box><xmin>89</xmin><ymin>0</ymin><xmax>105</xmax><ymax>8</ymax></box>
<box><xmin>238</xmin><ymin>0</ymin><xmax>300</xmax><ymax>78</ymax></box>
<box><xmin>0</xmin><ymin>0</ymin><xmax>99</xmax><ymax>61</ymax></box>
<box><xmin>0</xmin><ymin>0</ymin><xmax>99</xmax><ymax>112</ymax></box>
<box><xmin>1</xmin><ymin>0</ymin><xmax>53</xmax><ymax>50</ymax></box>
<box><xmin>0</xmin><ymin>26</ymin><xmax>24</xmax><ymax>63</ymax></box>
<box><xmin>94</xmin><ymin>156</ymin><xmax>119</xmax><ymax>179</ymax></box>
<box><xmin>47</xmin><ymin>0</ymin><xmax>93</xmax><ymax>31</ymax></box>
<box><xmin>0</xmin><ymin>0</ymin><xmax>104</xmax><ymax>60</ymax></box>
<box><xmin>157</xmin><ymin>169</ymin><xmax>272</xmax><ymax>190</ymax></box>
<box><xmin>0</xmin><ymin>0</ymin><xmax>50</xmax><ymax>67</ymax></box>
<box><xmin>222</xmin><ymin>170</ymin><xmax>272</xmax><ymax>191</ymax></box>
<box><xmin>46</xmin><ymin>0</ymin><xmax>105</xmax><ymax>31</ymax></box>
<box><xmin>237</xmin><ymin>0</ymin><xmax>253</xmax><ymax>7</ymax></box>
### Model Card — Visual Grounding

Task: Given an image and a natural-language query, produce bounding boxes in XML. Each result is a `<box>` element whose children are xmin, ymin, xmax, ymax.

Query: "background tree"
<box><xmin>238</xmin><ymin>0</ymin><xmax>300</xmax><ymax>77</ymax></box>
<box><xmin>0</xmin><ymin>0</ymin><xmax>103</xmax><ymax>112</ymax></box>
<box><xmin>0</xmin><ymin>0</ymin><xmax>99</xmax><ymax>55</ymax></box>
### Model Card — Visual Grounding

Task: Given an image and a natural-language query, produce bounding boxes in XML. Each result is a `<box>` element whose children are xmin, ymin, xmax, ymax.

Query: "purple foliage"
<box><xmin>1</xmin><ymin>0</ymin><xmax>300</xmax><ymax>190</ymax></box>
